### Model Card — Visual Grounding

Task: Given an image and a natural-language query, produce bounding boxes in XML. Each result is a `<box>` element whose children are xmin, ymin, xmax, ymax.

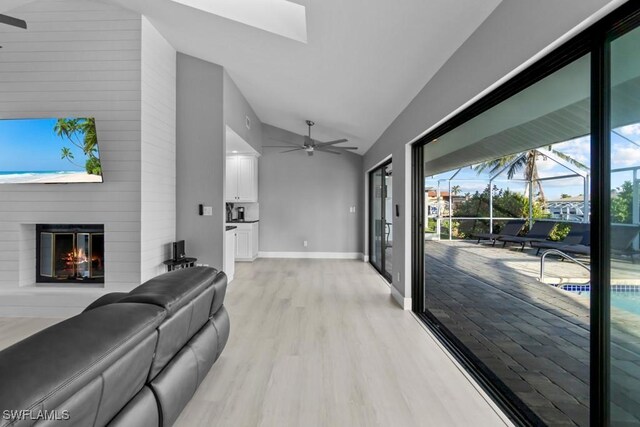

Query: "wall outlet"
<box><xmin>303</xmin><ymin>240</ymin><xmax>308</xmax><ymax>247</ymax></box>
<box><xmin>203</xmin><ymin>206</ymin><xmax>213</xmax><ymax>216</ymax></box>
<box><xmin>349</xmin><ymin>206</ymin><xmax>356</xmax><ymax>213</ymax></box>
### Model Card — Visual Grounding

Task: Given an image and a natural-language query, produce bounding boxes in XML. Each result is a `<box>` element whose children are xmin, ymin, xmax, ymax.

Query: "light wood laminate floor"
<box><xmin>0</xmin><ymin>259</ymin><xmax>510</xmax><ymax>427</ymax></box>
<box><xmin>179</xmin><ymin>259</ymin><xmax>508</xmax><ymax>427</ymax></box>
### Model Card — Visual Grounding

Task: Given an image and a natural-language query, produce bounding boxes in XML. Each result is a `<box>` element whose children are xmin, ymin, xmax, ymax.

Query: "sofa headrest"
<box><xmin>0</xmin><ymin>303</ymin><xmax>165</xmax><ymax>424</ymax></box>
<box><xmin>118</xmin><ymin>267</ymin><xmax>218</xmax><ymax>317</ymax></box>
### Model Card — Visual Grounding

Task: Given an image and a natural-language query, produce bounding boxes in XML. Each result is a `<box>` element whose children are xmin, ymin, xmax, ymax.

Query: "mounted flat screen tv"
<box><xmin>0</xmin><ymin>117</ymin><xmax>103</xmax><ymax>184</ymax></box>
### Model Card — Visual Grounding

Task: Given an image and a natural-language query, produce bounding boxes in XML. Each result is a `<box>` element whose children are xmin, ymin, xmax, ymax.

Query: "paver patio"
<box><xmin>424</xmin><ymin>240</ymin><xmax>640</xmax><ymax>426</ymax></box>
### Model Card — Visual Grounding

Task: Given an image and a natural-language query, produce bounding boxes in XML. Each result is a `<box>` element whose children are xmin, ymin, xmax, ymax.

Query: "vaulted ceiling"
<box><xmin>1</xmin><ymin>0</ymin><xmax>503</xmax><ymax>154</ymax></box>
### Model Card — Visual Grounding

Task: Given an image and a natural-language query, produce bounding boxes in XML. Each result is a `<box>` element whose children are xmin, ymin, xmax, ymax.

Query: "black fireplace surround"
<box><xmin>36</xmin><ymin>224</ymin><xmax>104</xmax><ymax>284</ymax></box>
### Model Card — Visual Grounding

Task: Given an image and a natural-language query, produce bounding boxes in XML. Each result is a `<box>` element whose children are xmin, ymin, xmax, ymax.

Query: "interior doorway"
<box><xmin>370</xmin><ymin>161</ymin><xmax>392</xmax><ymax>282</ymax></box>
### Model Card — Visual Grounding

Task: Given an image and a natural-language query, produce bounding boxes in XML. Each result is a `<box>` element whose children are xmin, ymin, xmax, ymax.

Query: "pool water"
<box><xmin>570</xmin><ymin>290</ymin><xmax>640</xmax><ymax>316</ymax></box>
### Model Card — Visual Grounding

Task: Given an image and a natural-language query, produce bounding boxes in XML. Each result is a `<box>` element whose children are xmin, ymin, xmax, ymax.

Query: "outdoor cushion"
<box><xmin>498</xmin><ymin>220</ymin><xmax>557</xmax><ymax>250</ymax></box>
<box><xmin>532</xmin><ymin>223</ymin><xmax>590</xmax><ymax>254</ymax></box>
<box><xmin>473</xmin><ymin>219</ymin><xmax>526</xmax><ymax>246</ymax></box>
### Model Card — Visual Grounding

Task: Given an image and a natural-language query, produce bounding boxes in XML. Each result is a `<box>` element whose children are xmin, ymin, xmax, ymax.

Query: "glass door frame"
<box><xmin>410</xmin><ymin>3</ymin><xmax>640</xmax><ymax>425</ymax></box>
<box><xmin>370</xmin><ymin>159</ymin><xmax>393</xmax><ymax>282</ymax></box>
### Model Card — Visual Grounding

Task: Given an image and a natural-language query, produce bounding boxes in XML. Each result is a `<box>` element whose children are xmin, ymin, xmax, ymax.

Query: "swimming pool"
<box><xmin>564</xmin><ymin>285</ymin><xmax>640</xmax><ymax>316</ymax></box>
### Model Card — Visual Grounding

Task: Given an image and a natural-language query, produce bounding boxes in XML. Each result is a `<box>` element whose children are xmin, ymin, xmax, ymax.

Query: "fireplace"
<box><xmin>36</xmin><ymin>224</ymin><xmax>104</xmax><ymax>284</ymax></box>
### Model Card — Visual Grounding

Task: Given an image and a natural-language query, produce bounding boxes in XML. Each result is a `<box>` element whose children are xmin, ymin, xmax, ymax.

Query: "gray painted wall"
<box><xmin>176</xmin><ymin>56</ymin><xmax>264</xmax><ymax>270</ymax></box>
<box><xmin>176</xmin><ymin>54</ymin><xmax>225</xmax><ymax>269</ymax></box>
<box><xmin>140</xmin><ymin>17</ymin><xmax>177</xmax><ymax>281</ymax></box>
<box><xmin>0</xmin><ymin>0</ymin><xmax>143</xmax><ymax>292</ymax></box>
<box><xmin>363</xmin><ymin>0</ymin><xmax>619</xmax><ymax>299</ymax></box>
<box><xmin>260</xmin><ymin>124</ymin><xmax>363</xmax><ymax>255</ymax></box>
<box><xmin>223</xmin><ymin>71</ymin><xmax>263</xmax><ymax>154</ymax></box>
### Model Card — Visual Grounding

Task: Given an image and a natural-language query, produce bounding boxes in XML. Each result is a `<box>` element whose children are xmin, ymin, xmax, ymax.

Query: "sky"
<box><xmin>426</xmin><ymin>124</ymin><xmax>640</xmax><ymax>201</ymax></box>
<box><xmin>0</xmin><ymin>118</ymin><xmax>95</xmax><ymax>172</ymax></box>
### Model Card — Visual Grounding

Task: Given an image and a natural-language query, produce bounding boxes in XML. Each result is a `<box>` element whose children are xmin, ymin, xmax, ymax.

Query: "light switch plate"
<box><xmin>203</xmin><ymin>206</ymin><xmax>213</xmax><ymax>216</ymax></box>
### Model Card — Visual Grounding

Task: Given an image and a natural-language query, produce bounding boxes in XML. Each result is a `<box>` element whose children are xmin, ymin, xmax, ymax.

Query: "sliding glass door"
<box><xmin>421</xmin><ymin>54</ymin><xmax>592</xmax><ymax>426</ymax></box>
<box><xmin>410</xmin><ymin>3</ymin><xmax>640</xmax><ymax>425</ymax></box>
<box><xmin>370</xmin><ymin>161</ymin><xmax>392</xmax><ymax>281</ymax></box>
<box><xmin>609</xmin><ymin>24</ymin><xmax>640</xmax><ymax>425</ymax></box>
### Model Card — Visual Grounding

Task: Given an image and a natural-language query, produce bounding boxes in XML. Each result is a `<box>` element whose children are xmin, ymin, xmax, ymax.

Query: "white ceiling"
<box><xmin>1</xmin><ymin>0</ymin><xmax>503</xmax><ymax>154</ymax></box>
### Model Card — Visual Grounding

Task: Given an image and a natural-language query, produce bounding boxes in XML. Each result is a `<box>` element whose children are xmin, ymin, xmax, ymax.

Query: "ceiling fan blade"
<box><xmin>281</xmin><ymin>148</ymin><xmax>305</xmax><ymax>153</ymax></box>
<box><xmin>264</xmin><ymin>145</ymin><xmax>304</xmax><ymax>148</ymax></box>
<box><xmin>331</xmin><ymin>146</ymin><xmax>358</xmax><ymax>150</ymax></box>
<box><xmin>316</xmin><ymin>148</ymin><xmax>342</xmax><ymax>155</ymax></box>
<box><xmin>317</xmin><ymin>139</ymin><xmax>348</xmax><ymax>147</ymax></box>
<box><xmin>267</xmin><ymin>137</ymin><xmax>300</xmax><ymax>147</ymax></box>
<box><xmin>0</xmin><ymin>14</ymin><xmax>27</xmax><ymax>29</ymax></box>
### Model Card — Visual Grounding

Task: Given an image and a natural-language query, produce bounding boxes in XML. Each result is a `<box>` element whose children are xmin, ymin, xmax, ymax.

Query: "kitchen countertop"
<box><xmin>226</xmin><ymin>220</ymin><xmax>259</xmax><ymax>223</ymax></box>
<box><xmin>225</xmin><ymin>226</ymin><xmax>237</xmax><ymax>231</ymax></box>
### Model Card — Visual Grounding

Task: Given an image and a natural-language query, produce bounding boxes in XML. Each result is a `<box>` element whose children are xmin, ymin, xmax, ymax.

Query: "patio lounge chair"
<box><xmin>472</xmin><ymin>219</ymin><xmax>526</xmax><ymax>246</ymax></box>
<box><xmin>553</xmin><ymin>224</ymin><xmax>640</xmax><ymax>263</ymax></box>
<box><xmin>498</xmin><ymin>220</ymin><xmax>557</xmax><ymax>251</ymax></box>
<box><xmin>531</xmin><ymin>223</ymin><xmax>590</xmax><ymax>255</ymax></box>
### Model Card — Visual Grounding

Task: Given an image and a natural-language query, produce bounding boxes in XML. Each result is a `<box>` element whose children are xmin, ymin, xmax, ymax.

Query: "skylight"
<box><xmin>170</xmin><ymin>0</ymin><xmax>307</xmax><ymax>43</ymax></box>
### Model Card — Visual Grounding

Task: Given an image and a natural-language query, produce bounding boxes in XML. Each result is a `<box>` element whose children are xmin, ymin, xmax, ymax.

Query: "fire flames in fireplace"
<box><xmin>61</xmin><ymin>247</ymin><xmax>103</xmax><ymax>278</ymax></box>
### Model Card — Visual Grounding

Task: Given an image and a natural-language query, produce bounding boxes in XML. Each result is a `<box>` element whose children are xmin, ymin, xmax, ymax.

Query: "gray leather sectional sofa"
<box><xmin>0</xmin><ymin>267</ymin><xmax>230</xmax><ymax>427</ymax></box>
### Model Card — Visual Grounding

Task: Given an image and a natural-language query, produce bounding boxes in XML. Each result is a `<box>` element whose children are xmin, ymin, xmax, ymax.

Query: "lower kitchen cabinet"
<box><xmin>234</xmin><ymin>222</ymin><xmax>259</xmax><ymax>261</ymax></box>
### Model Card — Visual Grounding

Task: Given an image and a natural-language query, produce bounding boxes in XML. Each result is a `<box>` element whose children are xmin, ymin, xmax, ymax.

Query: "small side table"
<box><xmin>163</xmin><ymin>257</ymin><xmax>197</xmax><ymax>272</ymax></box>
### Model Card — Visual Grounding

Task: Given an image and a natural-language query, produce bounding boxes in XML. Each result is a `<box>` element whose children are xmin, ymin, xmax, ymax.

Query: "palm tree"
<box><xmin>474</xmin><ymin>147</ymin><xmax>587</xmax><ymax>201</ymax></box>
<box><xmin>60</xmin><ymin>147</ymin><xmax>82</xmax><ymax>169</ymax></box>
<box><xmin>54</xmin><ymin>118</ymin><xmax>101</xmax><ymax>174</ymax></box>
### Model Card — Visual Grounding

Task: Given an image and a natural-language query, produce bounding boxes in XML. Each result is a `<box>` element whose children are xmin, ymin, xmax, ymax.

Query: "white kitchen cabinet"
<box><xmin>226</xmin><ymin>155</ymin><xmax>258</xmax><ymax>202</ymax></box>
<box><xmin>236</xmin><ymin>229</ymin><xmax>250</xmax><ymax>258</ymax></box>
<box><xmin>224</xmin><ymin>228</ymin><xmax>236</xmax><ymax>282</ymax></box>
<box><xmin>234</xmin><ymin>222</ymin><xmax>259</xmax><ymax>261</ymax></box>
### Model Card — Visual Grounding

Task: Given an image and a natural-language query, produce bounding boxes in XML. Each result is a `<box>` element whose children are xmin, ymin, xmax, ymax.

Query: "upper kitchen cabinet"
<box><xmin>226</xmin><ymin>124</ymin><xmax>260</xmax><ymax>203</ymax></box>
<box><xmin>226</xmin><ymin>154</ymin><xmax>258</xmax><ymax>202</ymax></box>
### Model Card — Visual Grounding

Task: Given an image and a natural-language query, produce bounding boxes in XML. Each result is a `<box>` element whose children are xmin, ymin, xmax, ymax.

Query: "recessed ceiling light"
<box><xmin>232</xmin><ymin>150</ymin><xmax>238</xmax><ymax>153</ymax></box>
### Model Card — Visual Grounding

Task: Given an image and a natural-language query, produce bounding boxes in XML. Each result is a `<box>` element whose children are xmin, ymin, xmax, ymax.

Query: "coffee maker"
<box><xmin>236</xmin><ymin>206</ymin><xmax>245</xmax><ymax>221</ymax></box>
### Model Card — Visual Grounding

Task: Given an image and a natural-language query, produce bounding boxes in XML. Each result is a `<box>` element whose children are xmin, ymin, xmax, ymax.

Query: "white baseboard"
<box><xmin>258</xmin><ymin>251</ymin><xmax>363</xmax><ymax>260</ymax></box>
<box><xmin>390</xmin><ymin>285</ymin><xmax>412</xmax><ymax>310</ymax></box>
<box><xmin>235</xmin><ymin>255</ymin><xmax>258</xmax><ymax>262</ymax></box>
<box><xmin>363</xmin><ymin>255</ymin><xmax>369</xmax><ymax>262</ymax></box>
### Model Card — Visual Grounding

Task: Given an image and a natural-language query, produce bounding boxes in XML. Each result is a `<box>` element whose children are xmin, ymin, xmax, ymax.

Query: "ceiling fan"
<box><xmin>266</xmin><ymin>120</ymin><xmax>357</xmax><ymax>156</ymax></box>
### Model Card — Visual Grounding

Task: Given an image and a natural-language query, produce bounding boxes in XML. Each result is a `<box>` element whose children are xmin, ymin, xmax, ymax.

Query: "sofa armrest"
<box><xmin>210</xmin><ymin>271</ymin><xmax>228</xmax><ymax>317</ymax></box>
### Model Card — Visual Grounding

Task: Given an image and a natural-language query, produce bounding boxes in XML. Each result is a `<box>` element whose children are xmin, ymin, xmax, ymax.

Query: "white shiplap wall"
<box><xmin>140</xmin><ymin>17</ymin><xmax>176</xmax><ymax>281</ymax></box>
<box><xmin>0</xmin><ymin>0</ymin><xmax>142</xmax><ymax>294</ymax></box>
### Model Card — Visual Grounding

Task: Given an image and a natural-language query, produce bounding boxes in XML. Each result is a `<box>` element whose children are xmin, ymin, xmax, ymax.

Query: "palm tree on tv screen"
<box><xmin>54</xmin><ymin>117</ymin><xmax>101</xmax><ymax>175</ymax></box>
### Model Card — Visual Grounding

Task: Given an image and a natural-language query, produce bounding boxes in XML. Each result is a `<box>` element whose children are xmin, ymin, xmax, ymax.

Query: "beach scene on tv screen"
<box><xmin>0</xmin><ymin>117</ymin><xmax>103</xmax><ymax>184</ymax></box>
